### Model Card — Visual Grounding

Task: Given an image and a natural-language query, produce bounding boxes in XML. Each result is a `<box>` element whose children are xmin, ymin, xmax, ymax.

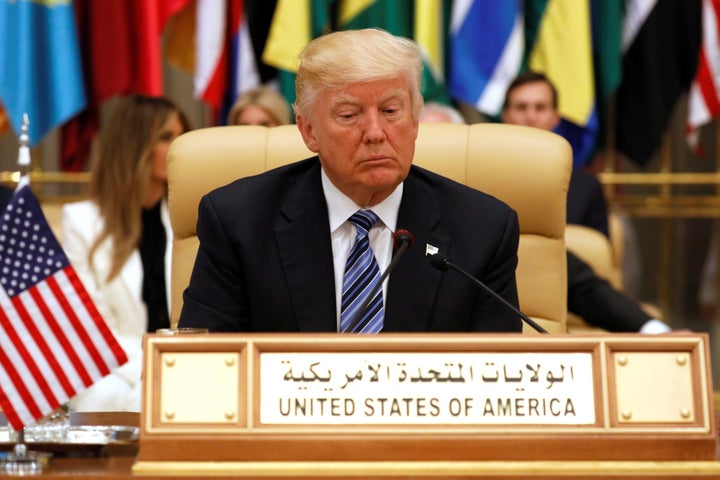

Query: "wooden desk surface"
<box><xmin>2</xmin><ymin>411</ymin><xmax>720</xmax><ymax>479</ymax></box>
<box><xmin>24</xmin><ymin>456</ymin><xmax>720</xmax><ymax>479</ymax></box>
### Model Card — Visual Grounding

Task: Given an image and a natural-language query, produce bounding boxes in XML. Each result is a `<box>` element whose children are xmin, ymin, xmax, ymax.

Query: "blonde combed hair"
<box><xmin>88</xmin><ymin>95</ymin><xmax>189</xmax><ymax>281</ymax></box>
<box><xmin>294</xmin><ymin>28</ymin><xmax>424</xmax><ymax>119</ymax></box>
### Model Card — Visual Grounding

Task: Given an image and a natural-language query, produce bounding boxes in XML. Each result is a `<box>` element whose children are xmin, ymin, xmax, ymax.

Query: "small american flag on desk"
<box><xmin>0</xmin><ymin>182</ymin><xmax>127</xmax><ymax>430</ymax></box>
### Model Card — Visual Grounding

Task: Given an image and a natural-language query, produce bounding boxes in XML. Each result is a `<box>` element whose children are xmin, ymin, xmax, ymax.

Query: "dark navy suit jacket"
<box><xmin>567</xmin><ymin>251</ymin><xmax>650</xmax><ymax>331</ymax></box>
<box><xmin>567</xmin><ymin>169</ymin><xmax>609</xmax><ymax>237</ymax></box>
<box><xmin>178</xmin><ymin>158</ymin><xmax>522</xmax><ymax>333</ymax></box>
<box><xmin>565</xmin><ymin>169</ymin><xmax>651</xmax><ymax>331</ymax></box>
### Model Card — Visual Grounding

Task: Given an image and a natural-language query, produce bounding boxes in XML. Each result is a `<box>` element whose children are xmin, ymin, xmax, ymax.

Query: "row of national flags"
<box><xmin>447</xmin><ymin>0</ymin><xmax>704</xmax><ymax>167</ymax></box>
<box><xmin>0</xmin><ymin>0</ymin><xmax>191</xmax><ymax>171</ymax></box>
<box><xmin>0</xmin><ymin>0</ymin><xmax>716</xmax><ymax>169</ymax></box>
<box><xmin>449</xmin><ymin>0</ymin><xmax>598</xmax><ymax>164</ymax></box>
<box><xmin>261</xmin><ymin>0</ymin><xmax>451</xmax><ymax>109</ymax></box>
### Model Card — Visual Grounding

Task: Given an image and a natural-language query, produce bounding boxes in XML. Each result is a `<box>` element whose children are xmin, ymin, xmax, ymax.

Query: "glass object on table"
<box><xmin>155</xmin><ymin>327</ymin><xmax>209</xmax><ymax>335</ymax></box>
<box><xmin>0</xmin><ymin>407</ymin><xmax>66</xmax><ymax>475</ymax></box>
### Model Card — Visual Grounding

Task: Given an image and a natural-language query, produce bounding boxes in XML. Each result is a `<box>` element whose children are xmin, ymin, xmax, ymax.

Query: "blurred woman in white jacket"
<box><xmin>62</xmin><ymin>95</ymin><xmax>190</xmax><ymax>412</ymax></box>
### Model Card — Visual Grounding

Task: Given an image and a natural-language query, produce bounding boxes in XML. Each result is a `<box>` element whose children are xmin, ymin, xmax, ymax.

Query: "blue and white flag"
<box><xmin>448</xmin><ymin>0</ymin><xmax>523</xmax><ymax>117</ymax></box>
<box><xmin>0</xmin><ymin>0</ymin><xmax>86</xmax><ymax>146</ymax></box>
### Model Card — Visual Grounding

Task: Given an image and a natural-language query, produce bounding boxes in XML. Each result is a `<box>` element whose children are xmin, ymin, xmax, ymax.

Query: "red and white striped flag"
<box><xmin>194</xmin><ymin>0</ymin><xmax>259</xmax><ymax>121</ymax></box>
<box><xmin>194</xmin><ymin>0</ymin><xmax>238</xmax><ymax>112</ymax></box>
<box><xmin>687</xmin><ymin>0</ymin><xmax>720</xmax><ymax>155</ymax></box>
<box><xmin>0</xmin><ymin>182</ymin><xmax>127</xmax><ymax>430</ymax></box>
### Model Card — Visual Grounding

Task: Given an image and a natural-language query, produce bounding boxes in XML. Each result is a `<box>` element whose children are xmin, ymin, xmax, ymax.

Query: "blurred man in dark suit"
<box><xmin>502</xmin><ymin>71</ymin><xmax>609</xmax><ymax>236</ymax></box>
<box><xmin>503</xmin><ymin>71</ymin><xmax>670</xmax><ymax>333</ymax></box>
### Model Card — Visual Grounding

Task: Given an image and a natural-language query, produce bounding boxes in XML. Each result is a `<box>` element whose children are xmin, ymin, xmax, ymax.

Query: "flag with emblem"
<box><xmin>0</xmin><ymin>178</ymin><xmax>127</xmax><ymax>430</ymax></box>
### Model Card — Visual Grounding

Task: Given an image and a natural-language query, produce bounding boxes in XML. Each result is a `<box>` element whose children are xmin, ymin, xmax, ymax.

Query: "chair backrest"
<box><xmin>168</xmin><ymin>123</ymin><xmax>572</xmax><ymax>333</ymax></box>
<box><xmin>608</xmin><ymin>211</ymin><xmax>626</xmax><ymax>279</ymax></box>
<box><xmin>565</xmin><ymin>223</ymin><xmax>622</xmax><ymax>290</ymax></box>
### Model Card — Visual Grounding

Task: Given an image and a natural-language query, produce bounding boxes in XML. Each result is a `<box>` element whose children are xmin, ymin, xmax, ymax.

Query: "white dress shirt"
<box><xmin>321</xmin><ymin>168</ymin><xmax>403</xmax><ymax>330</ymax></box>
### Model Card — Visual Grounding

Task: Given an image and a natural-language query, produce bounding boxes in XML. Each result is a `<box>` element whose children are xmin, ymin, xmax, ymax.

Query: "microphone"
<box><xmin>344</xmin><ymin>229</ymin><xmax>415</xmax><ymax>332</ymax></box>
<box><xmin>392</xmin><ymin>229</ymin><xmax>414</xmax><ymax>253</ymax></box>
<box><xmin>429</xmin><ymin>253</ymin><xmax>548</xmax><ymax>334</ymax></box>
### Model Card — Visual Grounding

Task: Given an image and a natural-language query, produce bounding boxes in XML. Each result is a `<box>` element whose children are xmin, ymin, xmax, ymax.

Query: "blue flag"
<box><xmin>0</xmin><ymin>0</ymin><xmax>86</xmax><ymax>146</ymax></box>
<box><xmin>449</xmin><ymin>0</ymin><xmax>523</xmax><ymax>117</ymax></box>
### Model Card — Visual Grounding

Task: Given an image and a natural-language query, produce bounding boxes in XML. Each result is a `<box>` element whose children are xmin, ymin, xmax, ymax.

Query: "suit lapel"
<box><xmin>272</xmin><ymin>164</ymin><xmax>452</xmax><ymax>333</ymax></box>
<box><xmin>274</xmin><ymin>161</ymin><xmax>337</xmax><ymax>332</ymax></box>
<box><xmin>385</xmin><ymin>170</ymin><xmax>451</xmax><ymax>332</ymax></box>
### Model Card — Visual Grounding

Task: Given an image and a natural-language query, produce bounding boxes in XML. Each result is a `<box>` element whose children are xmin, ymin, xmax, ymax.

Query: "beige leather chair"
<box><xmin>566</xmin><ymin>223</ymin><xmax>622</xmax><ymax>291</ymax></box>
<box><xmin>167</xmin><ymin>123</ymin><xmax>572</xmax><ymax>333</ymax></box>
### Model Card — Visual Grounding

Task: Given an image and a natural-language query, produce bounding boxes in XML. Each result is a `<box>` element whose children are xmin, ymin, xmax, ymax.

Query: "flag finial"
<box><xmin>17</xmin><ymin>113</ymin><xmax>30</xmax><ymax>181</ymax></box>
<box><xmin>20</xmin><ymin>113</ymin><xmax>29</xmax><ymax>147</ymax></box>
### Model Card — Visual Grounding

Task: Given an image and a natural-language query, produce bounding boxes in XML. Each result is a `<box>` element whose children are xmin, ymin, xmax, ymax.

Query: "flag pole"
<box><xmin>0</xmin><ymin>113</ymin><xmax>50</xmax><ymax>475</ymax></box>
<box><xmin>16</xmin><ymin>113</ymin><xmax>30</xmax><ymax>188</ymax></box>
<box><xmin>0</xmin><ymin>110</ymin><xmax>127</xmax><ymax>468</ymax></box>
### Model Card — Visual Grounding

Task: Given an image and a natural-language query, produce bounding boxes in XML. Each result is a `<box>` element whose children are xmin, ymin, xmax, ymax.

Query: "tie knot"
<box><xmin>349</xmin><ymin>210</ymin><xmax>379</xmax><ymax>234</ymax></box>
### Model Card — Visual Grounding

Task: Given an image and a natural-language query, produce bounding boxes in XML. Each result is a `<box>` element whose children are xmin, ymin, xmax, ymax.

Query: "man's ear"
<box><xmin>550</xmin><ymin>110</ymin><xmax>561</xmax><ymax>130</ymax></box>
<box><xmin>296</xmin><ymin>114</ymin><xmax>319</xmax><ymax>153</ymax></box>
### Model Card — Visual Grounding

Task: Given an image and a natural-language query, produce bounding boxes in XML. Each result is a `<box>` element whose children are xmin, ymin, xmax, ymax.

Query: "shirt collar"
<box><xmin>321</xmin><ymin>167</ymin><xmax>403</xmax><ymax>233</ymax></box>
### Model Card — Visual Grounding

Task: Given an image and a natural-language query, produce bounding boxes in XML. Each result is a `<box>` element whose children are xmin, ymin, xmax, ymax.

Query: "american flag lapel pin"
<box><xmin>425</xmin><ymin>244</ymin><xmax>439</xmax><ymax>256</ymax></box>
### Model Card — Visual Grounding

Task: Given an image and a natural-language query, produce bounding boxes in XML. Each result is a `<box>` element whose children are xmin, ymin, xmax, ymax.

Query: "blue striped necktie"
<box><xmin>340</xmin><ymin>210</ymin><xmax>384</xmax><ymax>333</ymax></box>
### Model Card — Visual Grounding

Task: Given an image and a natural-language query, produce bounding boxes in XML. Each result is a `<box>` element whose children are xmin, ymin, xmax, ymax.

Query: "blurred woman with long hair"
<box><xmin>62</xmin><ymin>94</ymin><xmax>190</xmax><ymax>411</ymax></box>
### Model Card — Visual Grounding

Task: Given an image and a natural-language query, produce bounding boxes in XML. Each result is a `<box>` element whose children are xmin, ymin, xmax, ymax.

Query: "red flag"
<box><xmin>0</xmin><ymin>184</ymin><xmax>128</xmax><ymax>430</ymax></box>
<box><xmin>0</xmin><ymin>102</ymin><xmax>9</xmax><ymax>136</ymax></box>
<box><xmin>60</xmin><ymin>0</ymin><xmax>191</xmax><ymax>171</ymax></box>
<box><xmin>687</xmin><ymin>0</ymin><xmax>720</xmax><ymax>156</ymax></box>
<box><xmin>195</xmin><ymin>0</ymin><xmax>244</xmax><ymax>119</ymax></box>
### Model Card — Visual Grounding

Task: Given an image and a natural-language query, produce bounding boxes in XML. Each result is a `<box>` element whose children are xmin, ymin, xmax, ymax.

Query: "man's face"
<box><xmin>296</xmin><ymin>78</ymin><xmax>419</xmax><ymax>207</ymax></box>
<box><xmin>502</xmin><ymin>81</ymin><xmax>560</xmax><ymax>132</ymax></box>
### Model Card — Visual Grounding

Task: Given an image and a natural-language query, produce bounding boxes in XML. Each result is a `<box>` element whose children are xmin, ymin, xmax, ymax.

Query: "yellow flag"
<box><xmin>414</xmin><ymin>0</ymin><xmax>444</xmax><ymax>81</ymax></box>
<box><xmin>262</xmin><ymin>0</ymin><xmax>311</xmax><ymax>72</ymax></box>
<box><xmin>338</xmin><ymin>0</ymin><xmax>374</xmax><ymax>24</ymax></box>
<box><xmin>529</xmin><ymin>0</ymin><xmax>594</xmax><ymax>126</ymax></box>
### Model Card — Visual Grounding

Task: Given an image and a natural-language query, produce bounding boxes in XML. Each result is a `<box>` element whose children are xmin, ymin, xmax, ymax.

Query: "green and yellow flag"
<box><xmin>339</xmin><ymin>0</ymin><xmax>449</xmax><ymax>103</ymax></box>
<box><xmin>262</xmin><ymin>0</ymin><xmax>334</xmax><ymax>107</ymax></box>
